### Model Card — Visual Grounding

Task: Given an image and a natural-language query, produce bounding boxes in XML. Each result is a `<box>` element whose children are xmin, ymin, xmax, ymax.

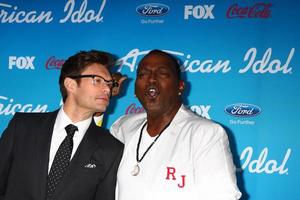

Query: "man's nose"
<box><xmin>148</xmin><ymin>72</ymin><xmax>157</xmax><ymax>83</ymax></box>
<box><xmin>101</xmin><ymin>84</ymin><xmax>111</xmax><ymax>97</ymax></box>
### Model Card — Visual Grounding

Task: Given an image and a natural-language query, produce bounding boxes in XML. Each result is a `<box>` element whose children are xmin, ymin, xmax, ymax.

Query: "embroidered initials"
<box><xmin>165</xmin><ymin>167</ymin><xmax>186</xmax><ymax>188</ymax></box>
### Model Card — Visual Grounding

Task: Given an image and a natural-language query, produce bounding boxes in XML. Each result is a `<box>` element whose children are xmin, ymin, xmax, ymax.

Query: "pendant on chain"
<box><xmin>131</xmin><ymin>163</ymin><xmax>140</xmax><ymax>176</ymax></box>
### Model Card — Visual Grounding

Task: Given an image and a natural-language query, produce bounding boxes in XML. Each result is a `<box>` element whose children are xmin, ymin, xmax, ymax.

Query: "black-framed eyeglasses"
<box><xmin>69</xmin><ymin>74</ymin><xmax>117</xmax><ymax>89</ymax></box>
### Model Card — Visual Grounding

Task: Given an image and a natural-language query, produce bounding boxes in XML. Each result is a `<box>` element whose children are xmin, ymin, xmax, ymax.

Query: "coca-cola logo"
<box><xmin>125</xmin><ymin>103</ymin><xmax>145</xmax><ymax>115</ymax></box>
<box><xmin>226</xmin><ymin>3</ymin><xmax>272</xmax><ymax>19</ymax></box>
<box><xmin>45</xmin><ymin>56</ymin><xmax>65</xmax><ymax>70</ymax></box>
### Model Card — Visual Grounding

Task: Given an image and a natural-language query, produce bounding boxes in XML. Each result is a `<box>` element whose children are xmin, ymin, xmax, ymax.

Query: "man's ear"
<box><xmin>178</xmin><ymin>80</ymin><xmax>185</xmax><ymax>96</ymax></box>
<box><xmin>64</xmin><ymin>77</ymin><xmax>76</xmax><ymax>94</ymax></box>
<box><xmin>179</xmin><ymin>80</ymin><xmax>185</xmax><ymax>92</ymax></box>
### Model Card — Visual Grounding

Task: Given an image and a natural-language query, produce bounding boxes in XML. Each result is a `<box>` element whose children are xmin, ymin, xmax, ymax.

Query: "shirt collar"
<box><xmin>54</xmin><ymin>107</ymin><xmax>92</xmax><ymax>137</ymax></box>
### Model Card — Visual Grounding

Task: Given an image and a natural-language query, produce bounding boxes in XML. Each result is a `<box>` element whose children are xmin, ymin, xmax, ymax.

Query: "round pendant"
<box><xmin>131</xmin><ymin>164</ymin><xmax>140</xmax><ymax>176</ymax></box>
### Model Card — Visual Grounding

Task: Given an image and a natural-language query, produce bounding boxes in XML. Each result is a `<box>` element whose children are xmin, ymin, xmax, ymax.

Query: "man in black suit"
<box><xmin>0</xmin><ymin>50</ymin><xmax>123</xmax><ymax>200</ymax></box>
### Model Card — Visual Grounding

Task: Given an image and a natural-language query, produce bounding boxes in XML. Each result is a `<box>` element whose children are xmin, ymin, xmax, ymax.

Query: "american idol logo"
<box><xmin>0</xmin><ymin>95</ymin><xmax>48</xmax><ymax>115</ymax></box>
<box><xmin>0</xmin><ymin>0</ymin><xmax>106</xmax><ymax>24</ymax></box>
<box><xmin>136</xmin><ymin>3</ymin><xmax>169</xmax><ymax>17</ymax></box>
<box><xmin>116</xmin><ymin>48</ymin><xmax>294</xmax><ymax>74</ymax></box>
<box><xmin>225</xmin><ymin>103</ymin><xmax>261</xmax><ymax>117</ymax></box>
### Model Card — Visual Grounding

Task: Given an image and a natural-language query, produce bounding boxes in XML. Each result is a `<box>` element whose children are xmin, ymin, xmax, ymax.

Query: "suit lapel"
<box><xmin>52</xmin><ymin>121</ymin><xmax>102</xmax><ymax>198</ymax></box>
<box><xmin>35</xmin><ymin>110</ymin><xmax>58</xmax><ymax>199</ymax></box>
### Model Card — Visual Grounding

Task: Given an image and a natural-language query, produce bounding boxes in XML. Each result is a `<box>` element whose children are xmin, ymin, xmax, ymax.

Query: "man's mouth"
<box><xmin>96</xmin><ymin>95</ymin><xmax>109</xmax><ymax>102</ymax></box>
<box><xmin>146</xmin><ymin>86</ymin><xmax>159</xmax><ymax>99</ymax></box>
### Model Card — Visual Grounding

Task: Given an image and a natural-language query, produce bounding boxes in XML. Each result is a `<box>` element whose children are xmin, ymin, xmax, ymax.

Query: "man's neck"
<box><xmin>146</xmin><ymin>103</ymin><xmax>181</xmax><ymax>137</ymax></box>
<box><xmin>62</xmin><ymin>103</ymin><xmax>93</xmax><ymax>123</ymax></box>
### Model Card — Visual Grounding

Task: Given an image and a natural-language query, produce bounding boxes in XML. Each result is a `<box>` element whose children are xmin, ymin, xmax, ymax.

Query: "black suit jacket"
<box><xmin>0</xmin><ymin>111</ymin><xmax>123</xmax><ymax>200</ymax></box>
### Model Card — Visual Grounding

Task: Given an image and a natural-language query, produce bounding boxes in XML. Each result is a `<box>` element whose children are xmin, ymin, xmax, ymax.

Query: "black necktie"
<box><xmin>46</xmin><ymin>124</ymin><xmax>78</xmax><ymax>199</ymax></box>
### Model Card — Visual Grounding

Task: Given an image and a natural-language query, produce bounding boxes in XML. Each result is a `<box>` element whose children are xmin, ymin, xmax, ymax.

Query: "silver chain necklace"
<box><xmin>131</xmin><ymin>121</ymin><xmax>171</xmax><ymax>176</ymax></box>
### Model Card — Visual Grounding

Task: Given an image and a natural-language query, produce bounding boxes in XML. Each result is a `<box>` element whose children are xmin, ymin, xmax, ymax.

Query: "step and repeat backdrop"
<box><xmin>0</xmin><ymin>0</ymin><xmax>299</xmax><ymax>199</ymax></box>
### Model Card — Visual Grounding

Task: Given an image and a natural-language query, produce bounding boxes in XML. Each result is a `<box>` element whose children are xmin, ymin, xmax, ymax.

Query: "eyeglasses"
<box><xmin>69</xmin><ymin>74</ymin><xmax>116</xmax><ymax>89</ymax></box>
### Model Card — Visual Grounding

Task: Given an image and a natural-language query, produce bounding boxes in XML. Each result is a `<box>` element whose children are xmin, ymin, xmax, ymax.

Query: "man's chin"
<box><xmin>95</xmin><ymin>105</ymin><xmax>108</xmax><ymax>113</ymax></box>
<box><xmin>143</xmin><ymin>103</ymin><xmax>162</xmax><ymax>113</ymax></box>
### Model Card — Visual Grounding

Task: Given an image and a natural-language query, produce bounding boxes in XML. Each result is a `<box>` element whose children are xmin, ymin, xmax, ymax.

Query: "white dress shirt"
<box><xmin>48</xmin><ymin>107</ymin><xmax>92</xmax><ymax>173</ymax></box>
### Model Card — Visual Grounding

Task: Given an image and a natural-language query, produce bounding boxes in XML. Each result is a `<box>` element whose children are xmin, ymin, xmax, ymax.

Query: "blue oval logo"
<box><xmin>136</xmin><ymin>3</ymin><xmax>169</xmax><ymax>17</ymax></box>
<box><xmin>225</xmin><ymin>103</ymin><xmax>261</xmax><ymax>117</ymax></box>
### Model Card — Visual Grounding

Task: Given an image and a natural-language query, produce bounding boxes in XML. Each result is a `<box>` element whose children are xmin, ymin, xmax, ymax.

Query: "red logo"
<box><xmin>166</xmin><ymin>167</ymin><xmax>186</xmax><ymax>188</ymax></box>
<box><xmin>45</xmin><ymin>56</ymin><xmax>65</xmax><ymax>70</ymax></box>
<box><xmin>226</xmin><ymin>3</ymin><xmax>272</xmax><ymax>19</ymax></box>
<box><xmin>125</xmin><ymin>103</ymin><xmax>145</xmax><ymax>115</ymax></box>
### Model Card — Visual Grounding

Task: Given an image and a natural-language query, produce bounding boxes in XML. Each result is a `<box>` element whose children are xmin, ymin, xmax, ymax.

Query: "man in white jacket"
<box><xmin>111</xmin><ymin>49</ymin><xmax>241</xmax><ymax>200</ymax></box>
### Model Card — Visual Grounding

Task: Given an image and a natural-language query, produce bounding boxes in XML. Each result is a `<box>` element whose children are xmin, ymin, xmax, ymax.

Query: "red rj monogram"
<box><xmin>165</xmin><ymin>167</ymin><xmax>186</xmax><ymax>188</ymax></box>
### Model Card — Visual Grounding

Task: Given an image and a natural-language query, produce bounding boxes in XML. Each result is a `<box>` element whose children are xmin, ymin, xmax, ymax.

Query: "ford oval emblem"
<box><xmin>136</xmin><ymin>3</ymin><xmax>169</xmax><ymax>17</ymax></box>
<box><xmin>225</xmin><ymin>103</ymin><xmax>261</xmax><ymax>117</ymax></box>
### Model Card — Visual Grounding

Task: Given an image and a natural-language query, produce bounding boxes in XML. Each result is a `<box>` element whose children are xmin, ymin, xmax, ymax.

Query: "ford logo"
<box><xmin>225</xmin><ymin>103</ymin><xmax>261</xmax><ymax>117</ymax></box>
<box><xmin>136</xmin><ymin>3</ymin><xmax>169</xmax><ymax>16</ymax></box>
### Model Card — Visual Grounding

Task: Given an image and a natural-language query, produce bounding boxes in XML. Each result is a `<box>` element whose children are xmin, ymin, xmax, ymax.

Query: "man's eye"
<box><xmin>94</xmin><ymin>78</ymin><xmax>102</xmax><ymax>83</ymax></box>
<box><xmin>158</xmin><ymin>70</ymin><xmax>169</xmax><ymax>76</ymax></box>
<box><xmin>159</xmin><ymin>71</ymin><xmax>168</xmax><ymax>75</ymax></box>
<box><xmin>138</xmin><ymin>71</ymin><xmax>147</xmax><ymax>77</ymax></box>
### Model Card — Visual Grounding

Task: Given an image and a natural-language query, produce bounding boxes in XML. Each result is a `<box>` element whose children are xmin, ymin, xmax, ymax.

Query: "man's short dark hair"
<box><xmin>138</xmin><ymin>49</ymin><xmax>181</xmax><ymax>80</ymax></box>
<box><xmin>59</xmin><ymin>50</ymin><xmax>115</xmax><ymax>102</ymax></box>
